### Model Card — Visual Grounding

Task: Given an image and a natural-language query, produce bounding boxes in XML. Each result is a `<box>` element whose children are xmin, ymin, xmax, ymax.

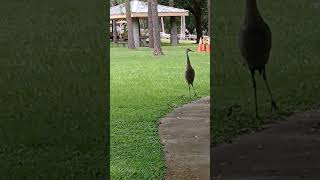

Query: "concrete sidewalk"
<box><xmin>159</xmin><ymin>97</ymin><xmax>210</xmax><ymax>180</ymax></box>
<box><xmin>212</xmin><ymin>109</ymin><xmax>320</xmax><ymax>180</ymax></box>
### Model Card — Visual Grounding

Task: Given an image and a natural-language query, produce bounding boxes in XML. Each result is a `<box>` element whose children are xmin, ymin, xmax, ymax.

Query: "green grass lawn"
<box><xmin>111</xmin><ymin>44</ymin><xmax>209</xmax><ymax>179</ymax></box>
<box><xmin>1</xmin><ymin>1</ymin><xmax>108</xmax><ymax>179</ymax></box>
<box><xmin>212</xmin><ymin>0</ymin><xmax>320</xmax><ymax>145</ymax></box>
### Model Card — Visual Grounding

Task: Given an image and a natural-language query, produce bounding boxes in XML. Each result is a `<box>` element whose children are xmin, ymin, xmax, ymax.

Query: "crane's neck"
<box><xmin>244</xmin><ymin>0</ymin><xmax>263</xmax><ymax>24</ymax></box>
<box><xmin>186</xmin><ymin>52</ymin><xmax>191</xmax><ymax>66</ymax></box>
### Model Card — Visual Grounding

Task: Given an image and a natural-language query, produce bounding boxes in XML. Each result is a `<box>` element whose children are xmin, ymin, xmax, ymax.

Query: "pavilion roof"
<box><xmin>110</xmin><ymin>0</ymin><xmax>189</xmax><ymax>19</ymax></box>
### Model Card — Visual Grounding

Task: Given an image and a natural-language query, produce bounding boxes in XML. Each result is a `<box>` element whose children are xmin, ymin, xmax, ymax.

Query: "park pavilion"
<box><xmin>110</xmin><ymin>0</ymin><xmax>189</xmax><ymax>47</ymax></box>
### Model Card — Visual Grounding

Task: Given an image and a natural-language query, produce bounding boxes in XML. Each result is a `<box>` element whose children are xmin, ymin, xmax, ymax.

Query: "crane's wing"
<box><xmin>185</xmin><ymin>67</ymin><xmax>195</xmax><ymax>84</ymax></box>
<box><xmin>191</xmin><ymin>68</ymin><xmax>195</xmax><ymax>83</ymax></box>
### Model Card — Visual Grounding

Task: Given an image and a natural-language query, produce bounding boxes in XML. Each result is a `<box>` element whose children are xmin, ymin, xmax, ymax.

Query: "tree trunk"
<box><xmin>208</xmin><ymin>0</ymin><xmax>210</xmax><ymax>36</ymax></box>
<box><xmin>170</xmin><ymin>17</ymin><xmax>178</xmax><ymax>46</ymax></box>
<box><xmin>126</xmin><ymin>0</ymin><xmax>135</xmax><ymax>49</ymax></box>
<box><xmin>151</xmin><ymin>0</ymin><xmax>164</xmax><ymax>55</ymax></box>
<box><xmin>112</xmin><ymin>2</ymin><xmax>118</xmax><ymax>43</ymax></box>
<box><xmin>186</xmin><ymin>0</ymin><xmax>204</xmax><ymax>43</ymax></box>
<box><xmin>194</xmin><ymin>12</ymin><xmax>203</xmax><ymax>43</ymax></box>
<box><xmin>169</xmin><ymin>0</ymin><xmax>178</xmax><ymax>46</ymax></box>
<box><xmin>148</xmin><ymin>0</ymin><xmax>154</xmax><ymax>48</ymax></box>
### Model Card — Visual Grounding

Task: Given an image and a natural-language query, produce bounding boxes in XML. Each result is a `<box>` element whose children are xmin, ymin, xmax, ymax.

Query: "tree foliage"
<box><xmin>160</xmin><ymin>0</ymin><xmax>208</xmax><ymax>42</ymax></box>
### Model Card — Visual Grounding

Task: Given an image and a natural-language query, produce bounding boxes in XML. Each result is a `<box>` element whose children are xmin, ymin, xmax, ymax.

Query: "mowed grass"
<box><xmin>212</xmin><ymin>0</ymin><xmax>320</xmax><ymax>145</ymax></box>
<box><xmin>0</xmin><ymin>1</ymin><xmax>107</xmax><ymax>179</ymax></box>
<box><xmin>111</xmin><ymin>44</ymin><xmax>209</xmax><ymax>179</ymax></box>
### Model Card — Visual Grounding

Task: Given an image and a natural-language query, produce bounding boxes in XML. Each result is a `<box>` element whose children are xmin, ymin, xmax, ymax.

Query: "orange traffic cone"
<box><xmin>206</xmin><ymin>38</ymin><xmax>211</xmax><ymax>53</ymax></box>
<box><xmin>201</xmin><ymin>38</ymin><xmax>206</xmax><ymax>52</ymax></box>
<box><xmin>197</xmin><ymin>37</ymin><xmax>203</xmax><ymax>52</ymax></box>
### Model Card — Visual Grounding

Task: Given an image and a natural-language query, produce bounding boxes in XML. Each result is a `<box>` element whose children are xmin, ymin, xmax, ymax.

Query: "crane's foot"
<box><xmin>255</xmin><ymin>113</ymin><xmax>260</xmax><ymax>119</ymax></box>
<box><xmin>271</xmin><ymin>101</ymin><xmax>279</xmax><ymax>112</ymax></box>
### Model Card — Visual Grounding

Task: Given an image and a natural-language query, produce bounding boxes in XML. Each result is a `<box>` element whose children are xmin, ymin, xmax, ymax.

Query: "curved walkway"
<box><xmin>212</xmin><ymin>109</ymin><xmax>320</xmax><ymax>180</ymax></box>
<box><xmin>158</xmin><ymin>96</ymin><xmax>210</xmax><ymax>180</ymax></box>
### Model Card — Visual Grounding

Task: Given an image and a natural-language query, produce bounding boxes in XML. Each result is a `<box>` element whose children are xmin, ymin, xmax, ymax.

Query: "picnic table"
<box><xmin>116</xmin><ymin>40</ymin><xmax>128</xmax><ymax>47</ymax></box>
<box><xmin>113</xmin><ymin>36</ymin><xmax>148</xmax><ymax>48</ymax></box>
<box><xmin>139</xmin><ymin>36</ymin><xmax>148</xmax><ymax>47</ymax></box>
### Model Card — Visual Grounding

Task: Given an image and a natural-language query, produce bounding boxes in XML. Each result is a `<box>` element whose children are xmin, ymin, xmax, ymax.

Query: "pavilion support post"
<box><xmin>161</xmin><ymin>17</ymin><xmax>165</xmax><ymax>33</ymax></box>
<box><xmin>180</xmin><ymin>16</ymin><xmax>186</xmax><ymax>40</ymax></box>
<box><xmin>119</xmin><ymin>23</ymin><xmax>123</xmax><ymax>39</ymax></box>
<box><xmin>112</xmin><ymin>20</ymin><xmax>118</xmax><ymax>43</ymax></box>
<box><xmin>180</xmin><ymin>16</ymin><xmax>182</xmax><ymax>39</ymax></box>
<box><xmin>138</xmin><ymin>19</ymin><xmax>141</xmax><ymax>37</ymax></box>
<box><xmin>132</xmin><ymin>17</ymin><xmax>140</xmax><ymax>48</ymax></box>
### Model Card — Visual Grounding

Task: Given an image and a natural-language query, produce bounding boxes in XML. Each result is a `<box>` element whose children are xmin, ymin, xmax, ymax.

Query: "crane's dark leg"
<box><xmin>191</xmin><ymin>84</ymin><xmax>197</xmax><ymax>97</ymax></box>
<box><xmin>188</xmin><ymin>84</ymin><xmax>191</xmax><ymax>99</ymax></box>
<box><xmin>250</xmin><ymin>69</ymin><xmax>259</xmax><ymax>118</ymax></box>
<box><xmin>262</xmin><ymin>67</ymin><xmax>279</xmax><ymax>111</ymax></box>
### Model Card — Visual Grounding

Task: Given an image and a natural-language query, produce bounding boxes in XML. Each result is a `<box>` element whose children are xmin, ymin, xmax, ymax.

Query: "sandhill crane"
<box><xmin>185</xmin><ymin>48</ymin><xmax>197</xmax><ymax>99</ymax></box>
<box><xmin>239</xmin><ymin>0</ymin><xmax>278</xmax><ymax>118</ymax></box>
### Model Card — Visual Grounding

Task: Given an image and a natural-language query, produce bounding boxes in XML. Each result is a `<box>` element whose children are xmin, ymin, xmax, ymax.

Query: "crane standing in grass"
<box><xmin>185</xmin><ymin>48</ymin><xmax>197</xmax><ymax>99</ymax></box>
<box><xmin>239</xmin><ymin>0</ymin><xmax>278</xmax><ymax>118</ymax></box>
